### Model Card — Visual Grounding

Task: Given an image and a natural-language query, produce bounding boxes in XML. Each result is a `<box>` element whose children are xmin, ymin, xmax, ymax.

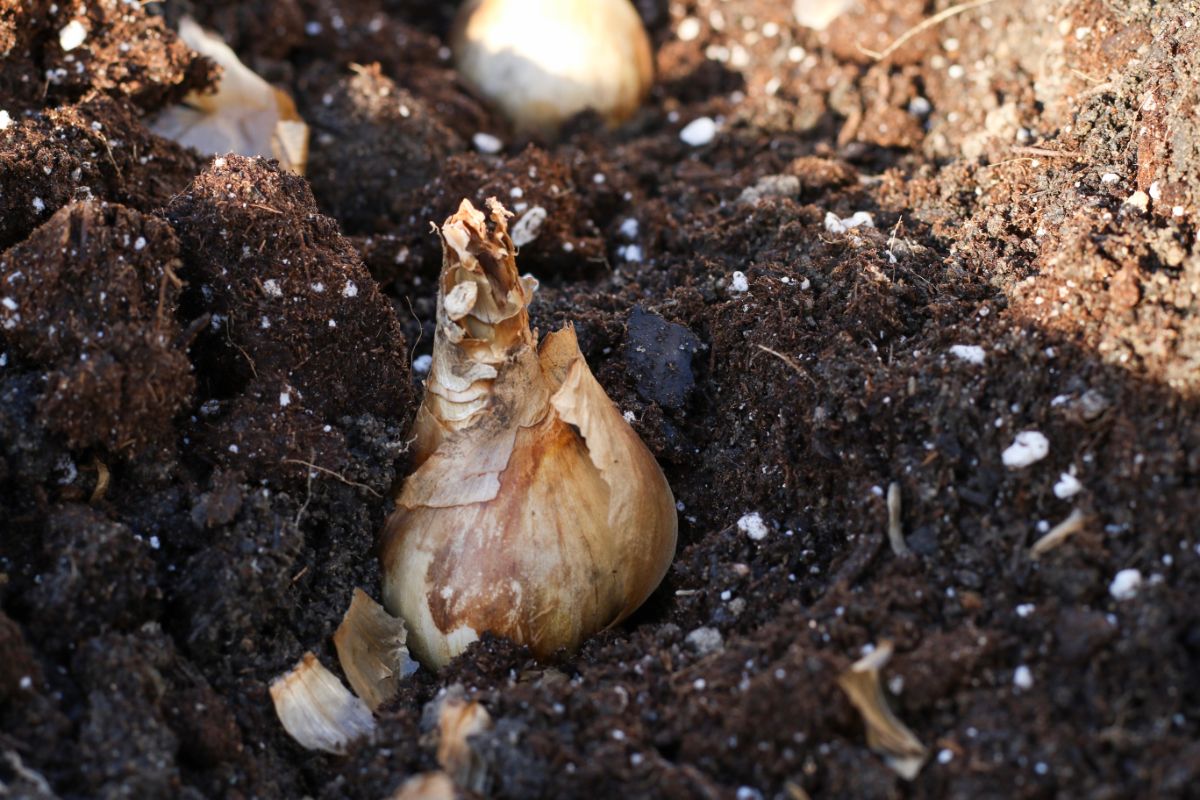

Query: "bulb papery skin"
<box><xmin>450</xmin><ymin>0</ymin><xmax>654</xmax><ymax>135</ymax></box>
<box><xmin>382</xmin><ymin>199</ymin><xmax>677</xmax><ymax>669</ymax></box>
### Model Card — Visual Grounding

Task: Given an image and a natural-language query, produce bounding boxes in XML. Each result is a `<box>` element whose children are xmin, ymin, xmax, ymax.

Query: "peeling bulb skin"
<box><xmin>451</xmin><ymin>0</ymin><xmax>654</xmax><ymax>136</ymax></box>
<box><xmin>382</xmin><ymin>198</ymin><xmax>677</xmax><ymax>669</ymax></box>
<box><xmin>150</xmin><ymin>17</ymin><xmax>309</xmax><ymax>174</ymax></box>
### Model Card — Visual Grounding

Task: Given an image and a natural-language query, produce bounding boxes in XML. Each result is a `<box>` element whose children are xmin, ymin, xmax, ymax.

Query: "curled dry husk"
<box><xmin>269</xmin><ymin>652</ymin><xmax>374</xmax><ymax>754</ymax></box>
<box><xmin>333</xmin><ymin>588</ymin><xmax>419</xmax><ymax>711</ymax></box>
<box><xmin>381</xmin><ymin>198</ymin><xmax>677</xmax><ymax>669</ymax></box>
<box><xmin>434</xmin><ymin>692</ymin><xmax>492</xmax><ymax>792</ymax></box>
<box><xmin>151</xmin><ymin>17</ymin><xmax>308</xmax><ymax>173</ymax></box>
<box><xmin>450</xmin><ymin>0</ymin><xmax>653</xmax><ymax>135</ymax></box>
<box><xmin>836</xmin><ymin>641</ymin><xmax>928</xmax><ymax>780</ymax></box>
<box><xmin>388</xmin><ymin>772</ymin><xmax>457</xmax><ymax>800</ymax></box>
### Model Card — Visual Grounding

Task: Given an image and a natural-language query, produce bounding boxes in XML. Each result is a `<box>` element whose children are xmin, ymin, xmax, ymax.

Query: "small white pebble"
<box><xmin>937</xmin><ymin>749</ymin><xmax>954</xmax><ymax>765</ymax></box>
<box><xmin>509</xmin><ymin>187</ymin><xmax>524</xmax><ymax>199</ymax></box>
<box><xmin>59</xmin><ymin>19</ymin><xmax>87</xmax><ymax>51</ymax></box>
<box><xmin>908</xmin><ymin>96</ymin><xmax>932</xmax><ymax>116</ymax></box>
<box><xmin>948</xmin><ymin>64</ymin><xmax>966</xmax><ymax>79</ymax></box>
<box><xmin>619</xmin><ymin>217</ymin><xmax>639</xmax><ymax>239</ymax></box>
<box><xmin>737</xmin><ymin>512</ymin><xmax>769</xmax><ymax>541</ymax></box>
<box><xmin>327</xmin><ymin>319</ymin><xmax>337</xmax><ymax>328</ymax></box>
<box><xmin>1109</xmin><ymin>568</ymin><xmax>1142</xmax><ymax>601</ymax></box>
<box><xmin>472</xmin><ymin>132</ymin><xmax>503</xmax><ymax>154</ymax></box>
<box><xmin>678</xmin><ymin>17</ymin><xmax>702</xmax><ymax>41</ymax></box>
<box><xmin>305</xmin><ymin>21</ymin><xmax>323</xmax><ymax>36</ymax></box>
<box><xmin>263</xmin><ymin>279</ymin><xmax>282</xmax><ymax>297</ymax></box>
<box><xmin>279</xmin><ymin>391</ymin><xmax>291</xmax><ymax>407</ymax></box>
<box><xmin>19</xmin><ymin>676</ymin><xmax>32</xmax><ymax>690</ymax></box>
<box><xmin>0</xmin><ymin>110</ymin><xmax>12</xmax><ymax>130</ymax></box>
<box><xmin>617</xmin><ymin>244</ymin><xmax>643</xmax><ymax>263</ymax></box>
<box><xmin>622</xmin><ymin>410</ymin><xmax>637</xmax><ymax>423</ymax></box>
<box><xmin>1125</xmin><ymin>191</ymin><xmax>1149</xmax><ymax>212</ymax></box>
<box><xmin>1</xmin><ymin>297</ymin><xmax>17</xmax><ymax>311</ymax></box>
<box><xmin>845</xmin><ymin>211</ymin><xmax>874</xmax><ymax>229</ymax></box>
<box><xmin>949</xmin><ymin>344</ymin><xmax>985</xmax><ymax>365</ymax></box>
<box><xmin>1002</xmin><ymin>431</ymin><xmax>1049</xmax><ymax>468</ymax></box>
<box><xmin>149</xmin><ymin>535</ymin><xmax>161</xmax><ymax>550</ymax></box>
<box><xmin>729</xmin><ymin>271</ymin><xmax>749</xmax><ymax>293</ymax></box>
<box><xmin>824</xmin><ymin>210</ymin><xmax>874</xmax><ymax>234</ymax></box>
<box><xmin>412</xmin><ymin>354</ymin><xmax>433</xmax><ymax>374</ymax></box>
<box><xmin>228</xmin><ymin>444</ymin><xmax>239</xmax><ymax>454</ymax></box>
<box><xmin>693</xmin><ymin>678</ymin><xmax>706</xmax><ymax>690</ymax></box>
<box><xmin>1148</xmin><ymin>181</ymin><xmax>1162</xmax><ymax>201</ymax></box>
<box><xmin>32</xmin><ymin>197</ymin><xmax>46</xmax><ymax>213</ymax></box>
<box><xmin>1100</xmin><ymin>172</ymin><xmax>1119</xmax><ymax>184</ymax></box>
<box><xmin>311</xmin><ymin>282</ymin><xmax>325</xmax><ymax>293</ymax></box>
<box><xmin>341</xmin><ymin>281</ymin><xmax>358</xmax><ymax>298</ymax></box>
<box><xmin>1016</xmin><ymin>603</ymin><xmax>1036</xmax><ymax>618</ymax></box>
<box><xmin>1013</xmin><ymin>665</ymin><xmax>1033</xmax><ymax>690</ymax></box>
<box><xmin>1053</xmin><ymin>472</ymin><xmax>1083</xmax><ymax>499</ymax></box>
<box><xmin>680</xmin><ymin>117</ymin><xmax>717</xmax><ymax>147</ymax></box>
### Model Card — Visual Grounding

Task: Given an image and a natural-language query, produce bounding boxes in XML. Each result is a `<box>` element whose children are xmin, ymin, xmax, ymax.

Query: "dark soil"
<box><xmin>3</xmin><ymin>1</ymin><xmax>1199</xmax><ymax>798</ymax></box>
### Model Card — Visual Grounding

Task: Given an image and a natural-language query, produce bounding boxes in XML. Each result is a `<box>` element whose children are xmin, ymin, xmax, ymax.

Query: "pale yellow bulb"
<box><xmin>381</xmin><ymin>199</ymin><xmax>677</xmax><ymax>669</ymax></box>
<box><xmin>450</xmin><ymin>0</ymin><xmax>654</xmax><ymax>135</ymax></box>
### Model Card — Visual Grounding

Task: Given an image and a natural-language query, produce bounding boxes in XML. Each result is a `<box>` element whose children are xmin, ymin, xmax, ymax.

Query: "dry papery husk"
<box><xmin>151</xmin><ymin>17</ymin><xmax>308</xmax><ymax>173</ymax></box>
<box><xmin>381</xmin><ymin>198</ymin><xmax>677</xmax><ymax>669</ymax></box>
<box><xmin>430</xmin><ymin>689</ymin><xmax>492</xmax><ymax>792</ymax></box>
<box><xmin>450</xmin><ymin>0</ymin><xmax>653</xmax><ymax>135</ymax></box>
<box><xmin>793</xmin><ymin>0</ymin><xmax>856</xmax><ymax>31</ymax></box>
<box><xmin>333</xmin><ymin>588</ymin><xmax>419</xmax><ymax>712</ymax></box>
<box><xmin>269</xmin><ymin>652</ymin><xmax>374</xmax><ymax>754</ymax></box>
<box><xmin>836</xmin><ymin>641</ymin><xmax>928</xmax><ymax>780</ymax></box>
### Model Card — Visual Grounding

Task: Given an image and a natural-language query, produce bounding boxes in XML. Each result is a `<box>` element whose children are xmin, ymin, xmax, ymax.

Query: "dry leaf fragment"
<box><xmin>151</xmin><ymin>17</ymin><xmax>309</xmax><ymax>174</ymax></box>
<box><xmin>836</xmin><ymin>641</ymin><xmax>928</xmax><ymax>780</ymax></box>
<box><xmin>269</xmin><ymin>652</ymin><xmax>374</xmax><ymax>754</ymax></box>
<box><xmin>333</xmin><ymin>588</ymin><xmax>419</xmax><ymax>712</ymax></box>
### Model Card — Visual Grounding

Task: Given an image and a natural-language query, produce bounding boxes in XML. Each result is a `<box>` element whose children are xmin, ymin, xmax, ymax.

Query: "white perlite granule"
<box><xmin>737</xmin><ymin>512</ymin><xmax>769</xmax><ymax>541</ymax></box>
<box><xmin>1002</xmin><ymin>431</ymin><xmax>1049</xmax><ymax>468</ymax></box>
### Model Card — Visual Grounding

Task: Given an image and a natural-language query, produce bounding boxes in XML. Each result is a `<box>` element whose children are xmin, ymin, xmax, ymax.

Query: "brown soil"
<box><xmin>3</xmin><ymin>0</ymin><xmax>1199</xmax><ymax>798</ymax></box>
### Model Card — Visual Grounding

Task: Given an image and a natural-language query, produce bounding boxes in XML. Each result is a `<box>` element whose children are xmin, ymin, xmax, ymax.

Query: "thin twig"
<box><xmin>1010</xmin><ymin>146</ymin><xmax>1081</xmax><ymax>158</ymax></box>
<box><xmin>756</xmin><ymin>344</ymin><xmax>817</xmax><ymax>386</ymax></box>
<box><xmin>283</xmin><ymin>458</ymin><xmax>382</xmax><ymax>497</ymax></box>
<box><xmin>857</xmin><ymin>0</ymin><xmax>998</xmax><ymax>62</ymax></box>
<box><xmin>1030</xmin><ymin>508</ymin><xmax>1089</xmax><ymax>559</ymax></box>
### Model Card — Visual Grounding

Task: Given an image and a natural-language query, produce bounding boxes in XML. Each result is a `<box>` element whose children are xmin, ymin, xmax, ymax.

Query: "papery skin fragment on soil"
<box><xmin>0</xmin><ymin>201</ymin><xmax>194</xmax><ymax>455</ymax></box>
